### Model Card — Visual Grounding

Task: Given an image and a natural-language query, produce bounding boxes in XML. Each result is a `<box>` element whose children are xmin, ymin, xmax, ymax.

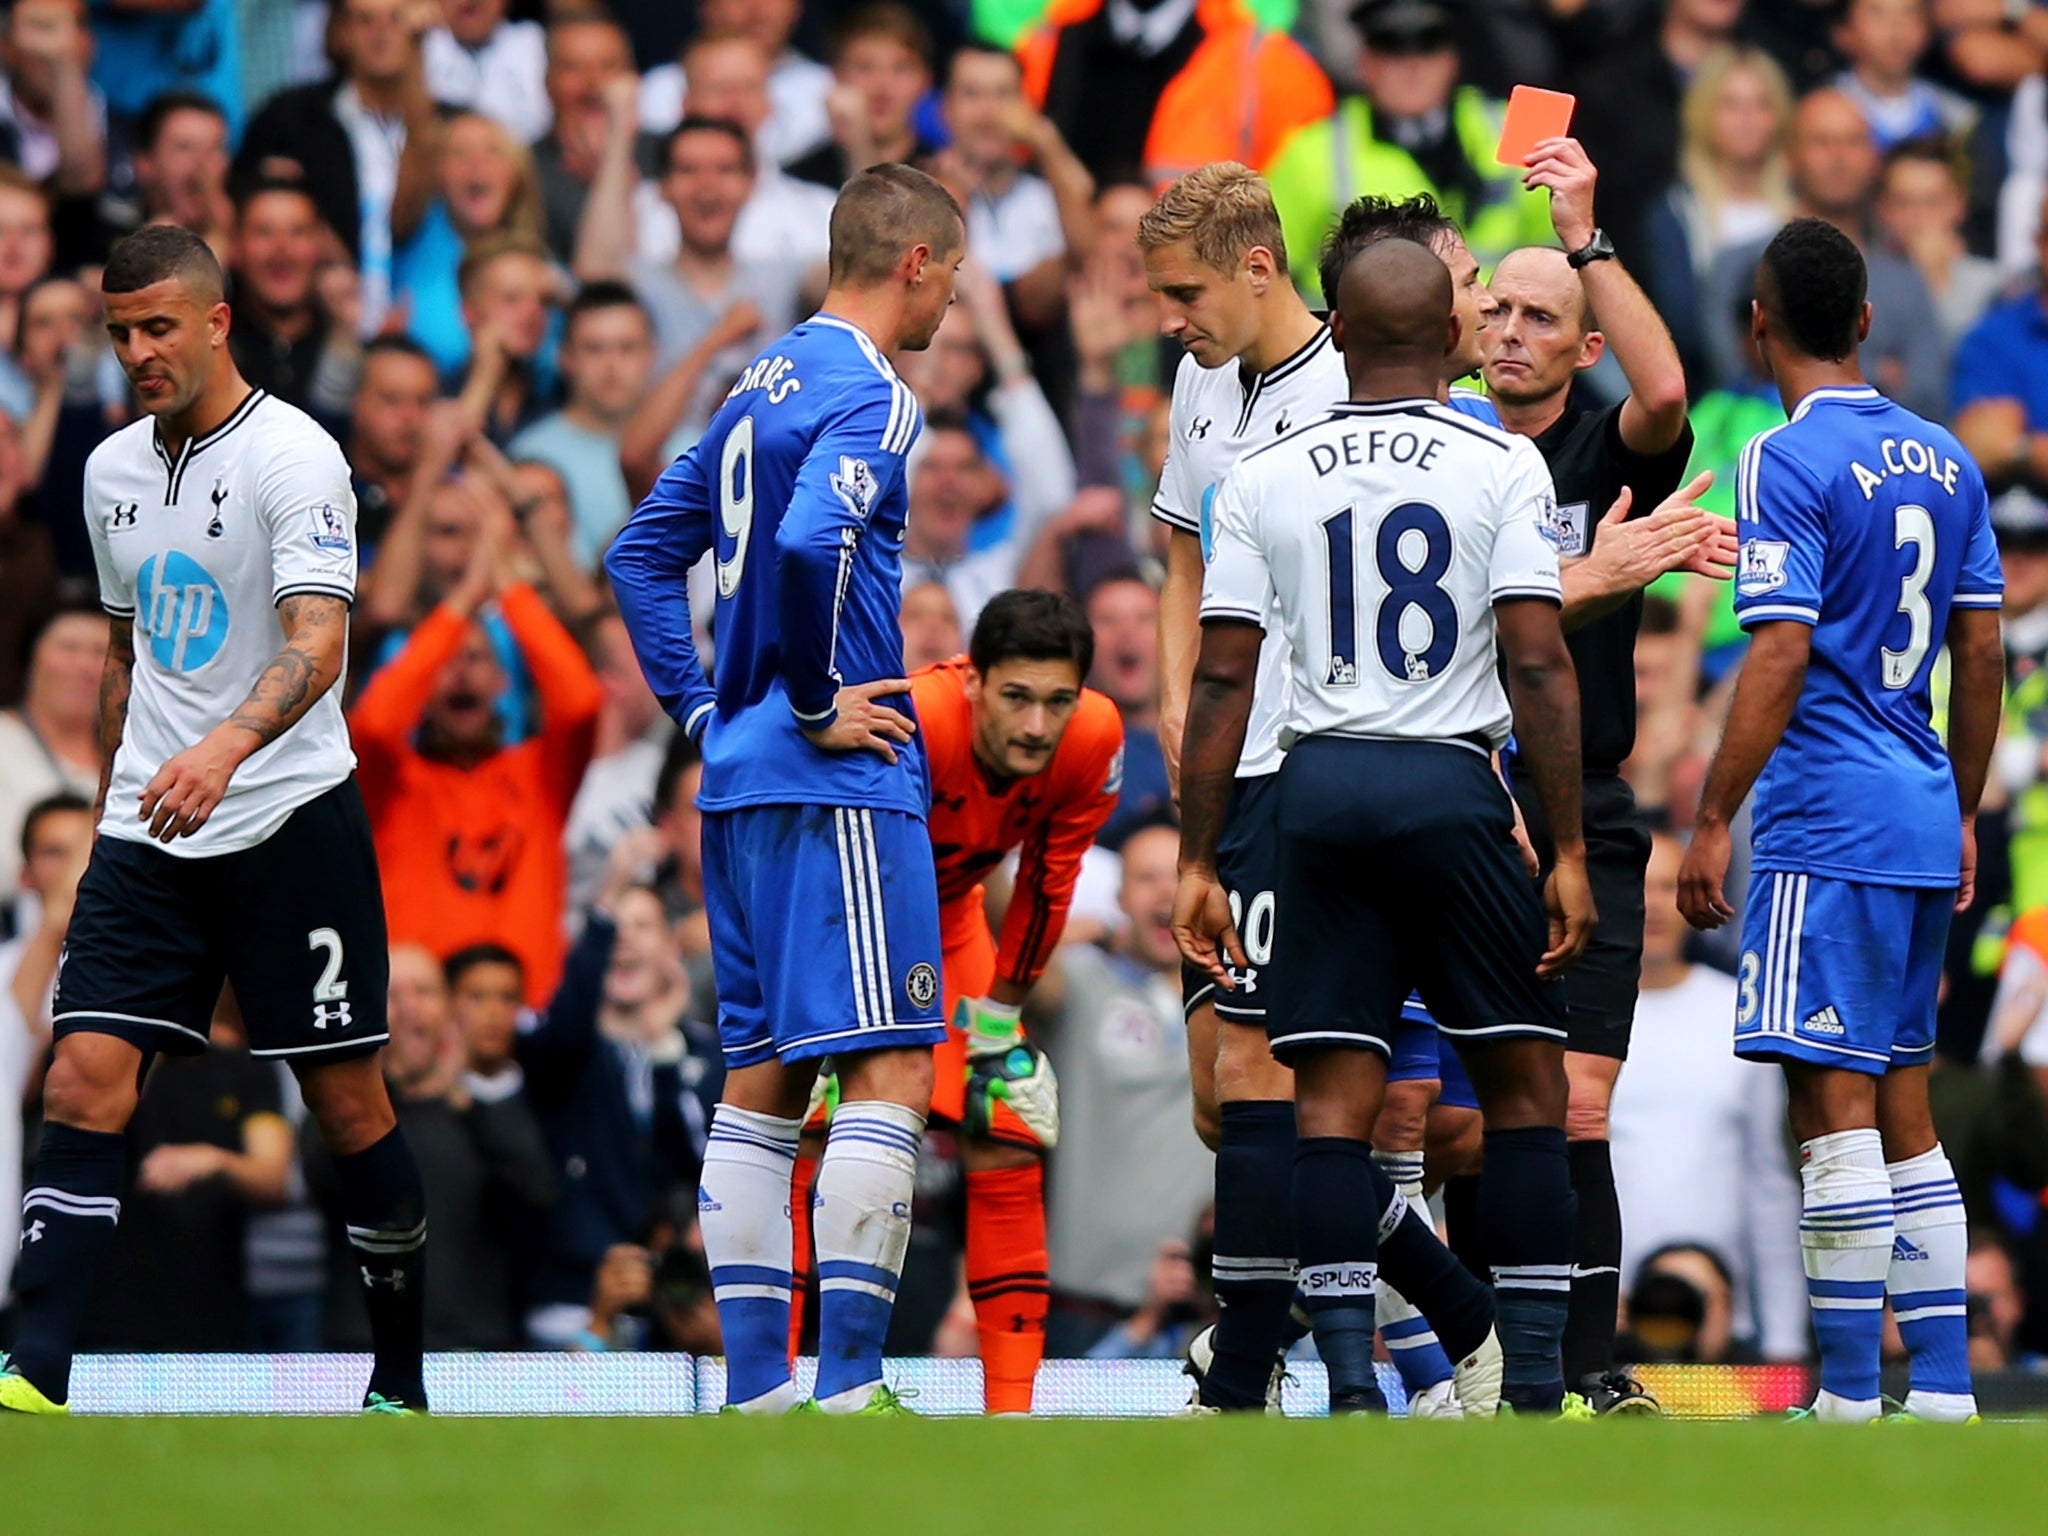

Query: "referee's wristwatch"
<box><xmin>1566</xmin><ymin>229</ymin><xmax>1617</xmax><ymax>270</ymax></box>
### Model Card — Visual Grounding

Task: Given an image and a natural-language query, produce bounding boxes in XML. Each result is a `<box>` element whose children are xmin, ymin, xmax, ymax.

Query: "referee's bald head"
<box><xmin>1330</xmin><ymin>237</ymin><xmax>1456</xmax><ymax>385</ymax></box>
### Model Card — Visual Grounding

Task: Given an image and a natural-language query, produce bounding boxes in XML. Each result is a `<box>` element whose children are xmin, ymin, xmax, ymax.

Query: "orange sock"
<box><xmin>787</xmin><ymin>1151</ymin><xmax>819</xmax><ymax>1364</ymax></box>
<box><xmin>965</xmin><ymin>1163</ymin><xmax>1050</xmax><ymax>1415</ymax></box>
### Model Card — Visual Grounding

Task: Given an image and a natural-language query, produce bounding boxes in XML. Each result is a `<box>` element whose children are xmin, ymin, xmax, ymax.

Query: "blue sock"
<box><xmin>1800</xmin><ymin>1129</ymin><xmax>1891</xmax><ymax>1410</ymax></box>
<box><xmin>1203</xmin><ymin>1100</ymin><xmax>1298</xmax><ymax>1409</ymax></box>
<box><xmin>1482</xmin><ymin>1125</ymin><xmax>1574</xmax><ymax>1413</ymax></box>
<box><xmin>1294</xmin><ymin>1136</ymin><xmax>1383</xmax><ymax>1411</ymax></box>
<box><xmin>813</xmin><ymin>1100</ymin><xmax>923</xmax><ymax>1407</ymax></box>
<box><xmin>9</xmin><ymin>1122</ymin><xmax>126</xmax><ymax>1404</ymax></box>
<box><xmin>1888</xmin><ymin>1145</ymin><xmax>1974</xmax><ymax>1413</ymax></box>
<box><xmin>699</xmin><ymin>1104</ymin><xmax>803</xmax><ymax>1409</ymax></box>
<box><xmin>1370</xmin><ymin>1151</ymin><xmax>1454</xmax><ymax>1393</ymax></box>
<box><xmin>334</xmin><ymin>1126</ymin><xmax>429</xmax><ymax>1408</ymax></box>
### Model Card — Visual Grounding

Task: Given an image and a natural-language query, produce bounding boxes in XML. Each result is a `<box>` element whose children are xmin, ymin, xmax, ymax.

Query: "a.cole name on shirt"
<box><xmin>1306</xmin><ymin>427</ymin><xmax>1447</xmax><ymax>479</ymax></box>
<box><xmin>1849</xmin><ymin>435</ymin><xmax>1963</xmax><ymax>500</ymax></box>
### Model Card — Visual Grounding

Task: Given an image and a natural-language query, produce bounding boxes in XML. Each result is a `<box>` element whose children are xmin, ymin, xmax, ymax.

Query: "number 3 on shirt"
<box><xmin>715</xmin><ymin>415</ymin><xmax>757</xmax><ymax>598</ymax></box>
<box><xmin>1883</xmin><ymin>504</ymin><xmax>1935</xmax><ymax>690</ymax></box>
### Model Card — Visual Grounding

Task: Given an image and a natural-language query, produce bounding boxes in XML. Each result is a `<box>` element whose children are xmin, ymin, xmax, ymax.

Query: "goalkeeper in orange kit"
<box><xmin>794</xmin><ymin>589</ymin><xmax>1123</xmax><ymax>1413</ymax></box>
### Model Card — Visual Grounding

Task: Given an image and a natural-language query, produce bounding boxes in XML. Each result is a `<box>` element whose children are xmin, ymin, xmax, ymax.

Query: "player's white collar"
<box><xmin>1789</xmin><ymin>385</ymin><xmax>1879</xmax><ymax>422</ymax></box>
<box><xmin>810</xmin><ymin>313</ymin><xmax>901</xmax><ymax>381</ymax></box>
<box><xmin>148</xmin><ymin>387</ymin><xmax>266</xmax><ymax>504</ymax></box>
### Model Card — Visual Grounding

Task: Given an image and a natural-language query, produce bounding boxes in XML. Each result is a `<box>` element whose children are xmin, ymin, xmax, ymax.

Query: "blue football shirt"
<box><xmin>1735</xmin><ymin>385</ymin><xmax>2002</xmax><ymax>887</ymax></box>
<box><xmin>606</xmin><ymin>314</ymin><xmax>928</xmax><ymax>818</ymax></box>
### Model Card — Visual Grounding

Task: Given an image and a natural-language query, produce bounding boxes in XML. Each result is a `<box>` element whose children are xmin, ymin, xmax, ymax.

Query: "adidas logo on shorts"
<box><xmin>1800</xmin><ymin>1005</ymin><xmax>1845</xmax><ymax>1036</ymax></box>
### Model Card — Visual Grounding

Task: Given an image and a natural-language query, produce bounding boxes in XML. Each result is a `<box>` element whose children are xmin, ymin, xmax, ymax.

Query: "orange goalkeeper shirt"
<box><xmin>914</xmin><ymin>657</ymin><xmax>1124</xmax><ymax>990</ymax></box>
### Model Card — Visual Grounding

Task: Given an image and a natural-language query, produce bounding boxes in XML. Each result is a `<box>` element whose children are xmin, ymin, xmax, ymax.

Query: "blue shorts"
<box><xmin>702</xmin><ymin>804</ymin><xmax>946</xmax><ymax>1069</ymax></box>
<box><xmin>1386</xmin><ymin>998</ymin><xmax>1479</xmax><ymax>1111</ymax></box>
<box><xmin>1732</xmin><ymin>870</ymin><xmax>1950</xmax><ymax>1077</ymax></box>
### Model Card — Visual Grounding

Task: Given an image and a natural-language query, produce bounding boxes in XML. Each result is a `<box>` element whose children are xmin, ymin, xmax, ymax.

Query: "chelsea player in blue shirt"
<box><xmin>607</xmin><ymin>165</ymin><xmax>965</xmax><ymax>1416</ymax></box>
<box><xmin>1679</xmin><ymin>219</ymin><xmax>2005</xmax><ymax>1424</ymax></box>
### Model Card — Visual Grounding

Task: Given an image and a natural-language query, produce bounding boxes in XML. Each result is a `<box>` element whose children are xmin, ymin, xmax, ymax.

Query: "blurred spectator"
<box><xmin>12</xmin><ymin>272</ymin><xmax>120</xmax><ymax>566</ymax></box>
<box><xmin>900</xmin><ymin>580</ymin><xmax>965</xmax><ymax>670</ymax></box>
<box><xmin>236</xmin><ymin>0</ymin><xmax>446</xmax><ymax>331</ymax></box>
<box><xmin>1954</xmin><ymin>191</ymin><xmax>2048</xmax><ymax>500</ymax></box>
<box><xmin>306</xmin><ymin>941</ymin><xmax>556</xmax><ymax>1351</ymax></box>
<box><xmin>89</xmin><ymin>0</ymin><xmax>241</xmax><ymax>142</ymax></box>
<box><xmin>787</xmin><ymin>3</ymin><xmax>937</xmax><ymax>191</ymax></box>
<box><xmin>1642</xmin><ymin>44</ymin><xmax>1794</xmax><ymax>378</ymax></box>
<box><xmin>631</xmin><ymin>33</ymin><xmax>834</xmax><ymax>272</ymax></box>
<box><xmin>640</xmin><ymin>0</ymin><xmax>833</xmax><ymax>171</ymax></box>
<box><xmin>0</xmin><ymin>0</ymin><xmax>105</xmax><ymax>202</ymax></box>
<box><xmin>392</xmin><ymin>110</ymin><xmax>548</xmax><ymax>382</ymax></box>
<box><xmin>0</xmin><ymin>412</ymin><xmax>61</xmax><ymax>702</ymax></box>
<box><xmin>1084</xmin><ymin>574</ymin><xmax>1171</xmax><ymax>847</ymax></box>
<box><xmin>927</xmin><ymin>43</ymin><xmax>1093</xmax><ymax>328</ymax></box>
<box><xmin>1610</xmin><ymin>832</ymin><xmax>1808</xmax><ymax>1362</ymax></box>
<box><xmin>509</xmin><ymin>281</ymin><xmax>659</xmax><ymax>565</ymax></box>
<box><xmin>77</xmin><ymin>1010</ymin><xmax>292</xmax><ymax>1353</ymax></box>
<box><xmin>1572</xmin><ymin>0</ymin><xmax>1747</xmax><ymax>261</ymax></box>
<box><xmin>617</xmin><ymin>298</ymin><xmax>762</xmax><ymax>505</ymax></box>
<box><xmin>449</xmin><ymin>232</ymin><xmax>559</xmax><ymax>444</ymax></box>
<box><xmin>1017</xmin><ymin>0</ymin><xmax>1330</xmax><ymax>187</ymax></box>
<box><xmin>576</xmin><ymin>1194</ymin><xmax>722</xmax><ymax>1354</ymax></box>
<box><xmin>423</xmin><ymin>0</ymin><xmax>548</xmax><ymax>146</ymax></box>
<box><xmin>563</xmin><ymin>616</ymin><xmax>670</xmax><ymax>922</ymax></box>
<box><xmin>1617</xmin><ymin>1242</ymin><xmax>1749</xmax><ymax>1365</ymax></box>
<box><xmin>898</xmin><ymin>258</ymin><xmax>1076</xmax><ymax>550</ymax></box>
<box><xmin>1031</xmin><ymin>823</ymin><xmax>1211</xmax><ymax>1356</ymax></box>
<box><xmin>1267</xmin><ymin>0</ymin><xmax>1548</xmax><ymax>287</ymax></box>
<box><xmin>1876</xmin><ymin>137</ymin><xmax>2003</xmax><ymax>349</ymax></box>
<box><xmin>900</xmin><ymin>414</ymin><xmax>1021</xmax><ymax>629</ymax></box>
<box><xmin>351</xmin><ymin>516</ymin><xmax>603</xmax><ymax>1005</ymax></box>
<box><xmin>518</xmin><ymin>854</ymin><xmax>720</xmax><ymax>1346</ymax></box>
<box><xmin>0</xmin><ymin>792</ymin><xmax>88</xmax><ymax>1309</ymax></box>
<box><xmin>121</xmin><ymin>90</ymin><xmax>232</xmax><ymax>261</ymax></box>
<box><xmin>578</xmin><ymin>111</ymin><xmax>799</xmax><ymax>438</ymax></box>
<box><xmin>240</xmin><ymin>1060</ymin><xmax>328</xmax><ymax>1353</ymax></box>
<box><xmin>532</xmin><ymin>13</ymin><xmax>652</xmax><ymax>262</ymax></box>
<box><xmin>347</xmin><ymin>335</ymin><xmax>440</xmax><ymax>549</ymax></box>
<box><xmin>1833</xmin><ymin>0</ymin><xmax>1975</xmax><ymax>151</ymax></box>
<box><xmin>0</xmin><ymin>169</ymin><xmax>53</xmax><ymax>386</ymax></box>
<box><xmin>0</xmin><ymin>601</ymin><xmax>103</xmax><ymax>899</ymax></box>
<box><xmin>1703</xmin><ymin>88</ymin><xmax>1947</xmax><ymax>420</ymax></box>
<box><xmin>1966</xmin><ymin>1226</ymin><xmax>2026</xmax><ymax>1367</ymax></box>
<box><xmin>228</xmin><ymin>177</ymin><xmax>360</xmax><ymax>429</ymax></box>
<box><xmin>1083</xmin><ymin>1229</ymin><xmax>1215</xmax><ymax>1359</ymax></box>
<box><xmin>646</xmin><ymin>734</ymin><xmax>711</xmax><ymax>960</ymax></box>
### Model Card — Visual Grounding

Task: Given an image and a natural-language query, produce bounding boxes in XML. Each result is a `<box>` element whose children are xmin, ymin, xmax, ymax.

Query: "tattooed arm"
<box><xmin>1496</xmin><ymin>596</ymin><xmax>1595</xmax><ymax>978</ymax></box>
<box><xmin>94</xmin><ymin>618</ymin><xmax>136</xmax><ymax>826</ymax></box>
<box><xmin>136</xmin><ymin>594</ymin><xmax>351</xmax><ymax>843</ymax></box>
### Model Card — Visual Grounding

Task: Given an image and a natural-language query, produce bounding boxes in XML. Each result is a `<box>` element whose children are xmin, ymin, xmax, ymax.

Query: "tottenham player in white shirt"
<box><xmin>0</xmin><ymin>228</ymin><xmax>427</xmax><ymax>1418</ymax></box>
<box><xmin>1144</xmin><ymin>167</ymin><xmax>1508</xmax><ymax>1416</ymax></box>
<box><xmin>1176</xmin><ymin>238</ymin><xmax>1596</xmax><ymax>1416</ymax></box>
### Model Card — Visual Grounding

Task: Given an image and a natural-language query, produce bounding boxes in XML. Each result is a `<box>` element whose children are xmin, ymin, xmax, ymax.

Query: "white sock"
<box><xmin>1800</xmin><ymin>1128</ymin><xmax>1892</xmax><ymax>1414</ymax></box>
<box><xmin>698</xmin><ymin>1104</ymin><xmax>803</xmax><ymax>1408</ymax></box>
<box><xmin>1371</xmin><ymin>1150</ymin><xmax>1453</xmax><ymax>1393</ymax></box>
<box><xmin>813</xmin><ymin>1098</ymin><xmax>925</xmax><ymax>1409</ymax></box>
<box><xmin>1888</xmin><ymin>1144</ymin><xmax>1975</xmax><ymax>1418</ymax></box>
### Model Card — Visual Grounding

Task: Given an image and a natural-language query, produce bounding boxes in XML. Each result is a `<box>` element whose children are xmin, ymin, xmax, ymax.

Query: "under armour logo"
<box><xmin>1229</xmin><ymin>967</ymin><xmax>1259</xmax><ymax>994</ymax></box>
<box><xmin>111</xmin><ymin>502</ymin><xmax>138</xmax><ymax>528</ymax></box>
<box><xmin>313</xmin><ymin>1001</ymin><xmax>354</xmax><ymax>1030</ymax></box>
<box><xmin>207</xmin><ymin>479</ymin><xmax>228</xmax><ymax>538</ymax></box>
<box><xmin>1189</xmin><ymin>416</ymin><xmax>1211</xmax><ymax>439</ymax></box>
<box><xmin>362</xmin><ymin>1265</ymin><xmax>407</xmax><ymax>1291</ymax></box>
<box><xmin>21</xmin><ymin>1219</ymin><xmax>44</xmax><ymax>1246</ymax></box>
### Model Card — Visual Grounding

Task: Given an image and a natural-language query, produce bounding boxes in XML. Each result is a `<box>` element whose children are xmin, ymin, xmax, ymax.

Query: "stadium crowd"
<box><xmin>2</xmin><ymin>0</ymin><xmax>2048</xmax><ymax>1380</ymax></box>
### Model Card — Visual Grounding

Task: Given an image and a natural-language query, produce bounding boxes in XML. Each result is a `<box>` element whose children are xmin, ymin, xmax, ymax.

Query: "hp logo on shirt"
<box><xmin>136</xmin><ymin>551</ymin><xmax>230</xmax><ymax>672</ymax></box>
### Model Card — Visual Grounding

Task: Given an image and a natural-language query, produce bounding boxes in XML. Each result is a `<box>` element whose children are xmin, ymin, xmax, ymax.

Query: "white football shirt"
<box><xmin>1153</xmin><ymin>327</ymin><xmax>1347</xmax><ymax>778</ymax></box>
<box><xmin>85</xmin><ymin>390</ymin><xmax>359</xmax><ymax>857</ymax></box>
<box><xmin>1202</xmin><ymin>398</ymin><xmax>1562</xmax><ymax>751</ymax></box>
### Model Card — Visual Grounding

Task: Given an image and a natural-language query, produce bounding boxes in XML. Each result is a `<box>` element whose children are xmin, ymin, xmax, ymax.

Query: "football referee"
<box><xmin>1481</xmin><ymin>136</ymin><xmax>1730</xmax><ymax>1414</ymax></box>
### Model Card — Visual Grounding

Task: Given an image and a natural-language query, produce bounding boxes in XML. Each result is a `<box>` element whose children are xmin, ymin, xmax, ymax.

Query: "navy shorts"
<box><xmin>1182</xmin><ymin>772</ymin><xmax>1281</xmax><ymax>1024</ymax></box>
<box><xmin>1264</xmin><ymin>737</ymin><xmax>1566</xmax><ymax>1064</ymax></box>
<box><xmin>1732</xmin><ymin>870</ymin><xmax>1949</xmax><ymax>1077</ymax></box>
<box><xmin>53</xmin><ymin>777</ymin><xmax>390</xmax><ymax>1060</ymax></box>
<box><xmin>702</xmin><ymin>803</ymin><xmax>946</xmax><ymax>1068</ymax></box>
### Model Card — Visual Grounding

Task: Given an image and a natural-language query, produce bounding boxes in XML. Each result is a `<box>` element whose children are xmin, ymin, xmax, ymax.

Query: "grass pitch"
<box><xmin>8</xmin><ymin>1416</ymin><xmax>2044</xmax><ymax>1536</ymax></box>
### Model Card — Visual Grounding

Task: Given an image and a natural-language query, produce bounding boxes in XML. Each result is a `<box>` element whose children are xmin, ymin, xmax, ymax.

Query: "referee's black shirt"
<box><xmin>1529</xmin><ymin>398</ymin><xmax>1695</xmax><ymax>776</ymax></box>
